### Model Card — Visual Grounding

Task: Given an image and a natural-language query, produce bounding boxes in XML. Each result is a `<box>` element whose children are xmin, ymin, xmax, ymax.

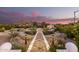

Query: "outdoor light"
<box><xmin>74</xmin><ymin>10</ymin><xmax>79</xmax><ymax>23</ymax></box>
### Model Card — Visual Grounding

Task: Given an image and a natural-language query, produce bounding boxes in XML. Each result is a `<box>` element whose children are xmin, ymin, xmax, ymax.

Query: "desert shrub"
<box><xmin>55</xmin><ymin>23</ymin><xmax>79</xmax><ymax>51</ymax></box>
<box><xmin>0</xmin><ymin>28</ymin><xmax>5</xmax><ymax>32</ymax></box>
<box><xmin>12</xmin><ymin>42</ymin><xmax>26</xmax><ymax>52</ymax></box>
<box><xmin>43</xmin><ymin>28</ymin><xmax>54</xmax><ymax>35</ymax></box>
<box><xmin>25</xmin><ymin>28</ymin><xmax>36</xmax><ymax>35</ymax></box>
<box><xmin>49</xmin><ymin>39</ymin><xmax>65</xmax><ymax>52</ymax></box>
<box><xmin>49</xmin><ymin>40</ymin><xmax>56</xmax><ymax>52</ymax></box>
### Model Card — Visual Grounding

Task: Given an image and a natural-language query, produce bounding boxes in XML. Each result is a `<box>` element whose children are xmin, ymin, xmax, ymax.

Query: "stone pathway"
<box><xmin>27</xmin><ymin>28</ymin><xmax>49</xmax><ymax>52</ymax></box>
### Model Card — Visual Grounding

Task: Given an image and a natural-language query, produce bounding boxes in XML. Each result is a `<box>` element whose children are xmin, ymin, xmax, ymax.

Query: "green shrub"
<box><xmin>55</xmin><ymin>23</ymin><xmax>79</xmax><ymax>51</ymax></box>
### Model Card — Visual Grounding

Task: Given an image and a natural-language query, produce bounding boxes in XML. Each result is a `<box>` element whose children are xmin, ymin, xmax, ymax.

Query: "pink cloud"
<box><xmin>31</xmin><ymin>11</ymin><xmax>40</xmax><ymax>17</ymax></box>
<box><xmin>46</xmin><ymin>20</ymin><xmax>73</xmax><ymax>24</ymax></box>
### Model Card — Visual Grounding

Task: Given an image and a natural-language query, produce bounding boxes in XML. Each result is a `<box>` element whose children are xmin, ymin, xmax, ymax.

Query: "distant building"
<box><xmin>47</xmin><ymin>24</ymin><xmax>55</xmax><ymax>29</ymax></box>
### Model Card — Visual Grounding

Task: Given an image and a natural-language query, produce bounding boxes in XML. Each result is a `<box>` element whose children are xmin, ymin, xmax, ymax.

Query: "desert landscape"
<box><xmin>0</xmin><ymin>7</ymin><xmax>78</xmax><ymax>52</ymax></box>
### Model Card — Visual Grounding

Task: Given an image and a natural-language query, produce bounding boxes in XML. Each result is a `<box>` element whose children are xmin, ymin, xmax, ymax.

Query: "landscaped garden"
<box><xmin>55</xmin><ymin>23</ymin><xmax>79</xmax><ymax>51</ymax></box>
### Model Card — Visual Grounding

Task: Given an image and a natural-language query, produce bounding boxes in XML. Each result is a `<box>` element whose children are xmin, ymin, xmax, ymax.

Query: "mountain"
<box><xmin>46</xmin><ymin>18</ymin><xmax>79</xmax><ymax>24</ymax></box>
<box><xmin>0</xmin><ymin>12</ymin><xmax>52</xmax><ymax>24</ymax></box>
<box><xmin>0</xmin><ymin>11</ymin><xmax>79</xmax><ymax>24</ymax></box>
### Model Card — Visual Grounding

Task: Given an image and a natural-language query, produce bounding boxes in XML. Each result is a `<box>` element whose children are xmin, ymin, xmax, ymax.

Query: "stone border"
<box><xmin>27</xmin><ymin>32</ymin><xmax>38</xmax><ymax>52</ymax></box>
<box><xmin>41</xmin><ymin>32</ymin><xmax>50</xmax><ymax>50</ymax></box>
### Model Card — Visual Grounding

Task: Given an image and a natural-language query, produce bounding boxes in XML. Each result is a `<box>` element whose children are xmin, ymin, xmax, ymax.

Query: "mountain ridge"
<box><xmin>0</xmin><ymin>11</ymin><xmax>79</xmax><ymax>24</ymax></box>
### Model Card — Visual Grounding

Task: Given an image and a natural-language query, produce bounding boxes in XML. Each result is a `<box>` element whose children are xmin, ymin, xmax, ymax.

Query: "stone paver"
<box><xmin>30</xmin><ymin>32</ymin><xmax>47</xmax><ymax>52</ymax></box>
<box><xmin>27</xmin><ymin>28</ymin><xmax>50</xmax><ymax>52</ymax></box>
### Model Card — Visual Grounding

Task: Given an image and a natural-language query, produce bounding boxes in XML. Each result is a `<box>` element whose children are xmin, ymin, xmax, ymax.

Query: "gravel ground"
<box><xmin>30</xmin><ymin>32</ymin><xmax>47</xmax><ymax>52</ymax></box>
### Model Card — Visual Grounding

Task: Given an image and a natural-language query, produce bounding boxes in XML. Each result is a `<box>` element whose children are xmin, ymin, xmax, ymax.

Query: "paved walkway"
<box><xmin>27</xmin><ymin>28</ymin><xmax>49</xmax><ymax>52</ymax></box>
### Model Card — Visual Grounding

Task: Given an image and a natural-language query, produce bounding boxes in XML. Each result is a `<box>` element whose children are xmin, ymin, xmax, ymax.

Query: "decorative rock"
<box><xmin>19</xmin><ymin>32</ymin><xmax>26</xmax><ymax>36</ymax></box>
<box><xmin>0</xmin><ymin>42</ymin><xmax>12</xmax><ymax>51</ymax></box>
<box><xmin>65</xmin><ymin>42</ymin><xmax>78</xmax><ymax>52</ymax></box>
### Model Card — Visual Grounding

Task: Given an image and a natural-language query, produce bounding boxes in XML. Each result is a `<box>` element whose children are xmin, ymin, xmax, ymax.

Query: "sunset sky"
<box><xmin>0</xmin><ymin>7</ymin><xmax>79</xmax><ymax>19</ymax></box>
